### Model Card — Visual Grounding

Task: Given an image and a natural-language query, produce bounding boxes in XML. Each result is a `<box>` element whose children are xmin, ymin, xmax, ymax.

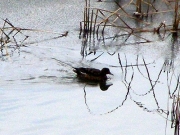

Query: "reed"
<box><xmin>171</xmin><ymin>94</ymin><xmax>180</xmax><ymax>135</ymax></box>
<box><xmin>81</xmin><ymin>0</ymin><xmax>94</xmax><ymax>38</ymax></box>
<box><xmin>136</xmin><ymin>0</ymin><xmax>142</xmax><ymax>13</ymax></box>
<box><xmin>0</xmin><ymin>18</ymin><xmax>67</xmax><ymax>59</ymax></box>
<box><xmin>79</xmin><ymin>0</ymin><xmax>180</xmax><ymax>57</ymax></box>
<box><xmin>173</xmin><ymin>0</ymin><xmax>179</xmax><ymax>31</ymax></box>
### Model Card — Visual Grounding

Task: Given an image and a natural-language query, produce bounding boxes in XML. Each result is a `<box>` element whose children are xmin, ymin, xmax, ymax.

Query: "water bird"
<box><xmin>51</xmin><ymin>58</ymin><xmax>113</xmax><ymax>81</ymax></box>
<box><xmin>73</xmin><ymin>67</ymin><xmax>113</xmax><ymax>81</ymax></box>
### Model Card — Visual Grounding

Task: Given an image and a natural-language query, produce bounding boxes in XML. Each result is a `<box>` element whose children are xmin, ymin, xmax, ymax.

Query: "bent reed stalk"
<box><xmin>80</xmin><ymin>0</ymin><xmax>180</xmax><ymax>41</ymax></box>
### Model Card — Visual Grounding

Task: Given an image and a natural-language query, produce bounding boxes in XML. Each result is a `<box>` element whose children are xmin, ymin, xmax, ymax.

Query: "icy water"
<box><xmin>0</xmin><ymin>0</ymin><xmax>179</xmax><ymax>135</ymax></box>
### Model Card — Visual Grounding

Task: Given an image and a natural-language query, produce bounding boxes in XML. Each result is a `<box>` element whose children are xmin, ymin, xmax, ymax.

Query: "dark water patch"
<box><xmin>39</xmin><ymin>75</ymin><xmax>57</xmax><ymax>79</ymax></box>
<box><xmin>21</xmin><ymin>77</ymin><xmax>36</xmax><ymax>81</ymax></box>
<box><xmin>0</xmin><ymin>105</ymin><xmax>23</xmax><ymax>112</ymax></box>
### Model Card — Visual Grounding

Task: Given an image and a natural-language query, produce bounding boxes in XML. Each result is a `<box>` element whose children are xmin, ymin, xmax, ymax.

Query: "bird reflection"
<box><xmin>99</xmin><ymin>81</ymin><xmax>113</xmax><ymax>91</ymax></box>
<box><xmin>83</xmin><ymin>81</ymin><xmax>113</xmax><ymax>115</ymax></box>
<box><xmin>78</xmin><ymin>79</ymin><xmax>113</xmax><ymax>91</ymax></box>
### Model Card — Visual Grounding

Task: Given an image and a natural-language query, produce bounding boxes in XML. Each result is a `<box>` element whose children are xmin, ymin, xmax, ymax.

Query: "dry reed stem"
<box><xmin>85</xmin><ymin>0</ymin><xmax>180</xmax><ymax>36</ymax></box>
<box><xmin>136</xmin><ymin>0</ymin><xmax>142</xmax><ymax>13</ymax></box>
<box><xmin>173</xmin><ymin>0</ymin><xmax>179</xmax><ymax>31</ymax></box>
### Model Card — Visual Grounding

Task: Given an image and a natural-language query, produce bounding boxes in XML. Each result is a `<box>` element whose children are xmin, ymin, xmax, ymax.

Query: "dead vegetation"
<box><xmin>80</xmin><ymin>1</ymin><xmax>180</xmax><ymax>134</ymax></box>
<box><xmin>80</xmin><ymin>0</ymin><xmax>180</xmax><ymax>43</ymax></box>
<box><xmin>0</xmin><ymin>18</ymin><xmax>68</xmax><ymax>59</ymax></box>
<box><xmin>82</xmin><ymin>53</ymin><xmax>180</xmax><ymax>134</ymax></box>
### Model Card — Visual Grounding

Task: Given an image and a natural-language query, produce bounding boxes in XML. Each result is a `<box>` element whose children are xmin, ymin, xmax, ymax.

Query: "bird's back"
<box><xmin>73</xmin><ymin>68</ymin><xmax>101</xmax><ymax>76</ymax></box>
<box><xmin>73</xmin><ymin>67</ymin><xmax>106</xmax><ymax>81</ymax></box>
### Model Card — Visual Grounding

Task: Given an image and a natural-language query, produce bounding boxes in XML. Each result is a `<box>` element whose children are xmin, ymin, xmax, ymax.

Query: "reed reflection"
<box><xmin>81</xmin><ymin>38</ymin><xmax>180</xmax><ymax>134</ymax></box>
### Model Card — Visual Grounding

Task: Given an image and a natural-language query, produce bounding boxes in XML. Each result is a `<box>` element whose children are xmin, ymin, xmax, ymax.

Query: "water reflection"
<box><xmin>79</xmin><ymin>13</ymin><xmax>180</xmax><ymax>133</ymax></box>
<box><xmin>78</xmin><ymin>79</ymin><xmax>113</xmax><ymax>91</ymax></box>
<box><xmin>82</xmin><ymin>52</ymin><xmax>180</xmax><ymax>126</ymax></box>
<box><xmin>99</xmin><ymin>81</ymin><xmax>113</xmax><ymax>91</ymax></box>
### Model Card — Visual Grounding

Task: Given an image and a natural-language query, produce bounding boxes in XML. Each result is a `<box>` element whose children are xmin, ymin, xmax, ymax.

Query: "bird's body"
<box><xmin>73</xmin><ymin>67</ymin><xmax>113</xmax><ymax>81</ymax></box>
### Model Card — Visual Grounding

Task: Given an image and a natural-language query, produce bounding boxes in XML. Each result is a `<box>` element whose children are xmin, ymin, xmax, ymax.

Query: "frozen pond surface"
<box><xmin>0</xmin><ymin>0</ymin><xmax>179</xmax><ymax>135</ymax></box>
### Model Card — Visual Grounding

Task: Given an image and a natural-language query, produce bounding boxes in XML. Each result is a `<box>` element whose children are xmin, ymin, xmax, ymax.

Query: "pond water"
<box><xmin>0</xmin><ymin>0</ymin><xmax>179</xmax><ymax>135</ymax></box>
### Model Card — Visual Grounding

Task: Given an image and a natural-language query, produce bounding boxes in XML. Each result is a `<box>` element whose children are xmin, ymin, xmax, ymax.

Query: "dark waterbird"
<box><xmin>73</xmin><ymin>67</ymin><xmax>113</xmax><ymax>81</ymax></box>
<box><xmin>51</xmin><ymin>58</ymin><xmax>113</xmax><ymax>82</ymax></box>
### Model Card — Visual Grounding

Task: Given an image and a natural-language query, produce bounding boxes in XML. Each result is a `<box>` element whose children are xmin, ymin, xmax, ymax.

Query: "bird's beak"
<box><xmin>109</xmin><ymin>72</ymin><xmax>113</xmax><ymax>75</ymax></box>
